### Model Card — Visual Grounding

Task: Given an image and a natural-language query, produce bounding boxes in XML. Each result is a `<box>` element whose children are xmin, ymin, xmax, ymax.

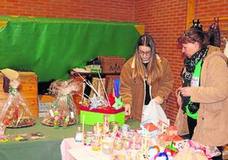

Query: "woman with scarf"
<box><xmin>120</xmin><ymin>33</ymin><xmax>173</xmax><ymax>121</ymax></box>
<box><xmin>175</xmin><ymin>27</ymin><xmax>228</xmax><ymax>160</ymax></box>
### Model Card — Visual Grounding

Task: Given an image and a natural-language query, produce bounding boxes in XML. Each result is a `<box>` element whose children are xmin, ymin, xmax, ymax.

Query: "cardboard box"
<box><xmin>98</xmin><ymin>56</ymin><xmax>125</xmax><ymax>74</ymax></box>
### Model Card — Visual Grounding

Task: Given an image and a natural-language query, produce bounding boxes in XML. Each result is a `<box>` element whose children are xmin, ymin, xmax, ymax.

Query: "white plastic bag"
<box><xmin>141</xmin><ymin>99</ymin><xmax>169</xmax><ymax>126</ymax></box>
<box><xmin>224</xmin><ymin>38</ymin><xmax>228</xmax><ymax>57</ymax></box>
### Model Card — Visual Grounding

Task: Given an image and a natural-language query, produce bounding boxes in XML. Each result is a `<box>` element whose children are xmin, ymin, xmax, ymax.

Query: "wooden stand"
<box><xmin>70</xmin><ymin>71</ymin><xmax>120</xmax><ymax>115</ymax></box>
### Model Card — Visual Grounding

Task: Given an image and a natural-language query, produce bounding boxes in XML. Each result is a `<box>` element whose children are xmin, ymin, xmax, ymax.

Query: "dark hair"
<box><xmin>178</xmin><ymin>28</ymin><xmax>209</xmax><ymax>49</ymax></box>
<box><xmin>133</xmin><ymin>33</ymin><xmax>163</xmax><ymax>83</ymax></box>
<box><xmin>136</xmin><ymin>34</ymin><xmax>156</xmax><ymax>54</ymax></box>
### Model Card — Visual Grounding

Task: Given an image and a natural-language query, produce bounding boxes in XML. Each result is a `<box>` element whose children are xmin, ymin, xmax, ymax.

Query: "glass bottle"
<box><xmin>75</xmin><ymin>126</ymin><xmax>83</xmax><ymax>143</ymax></box>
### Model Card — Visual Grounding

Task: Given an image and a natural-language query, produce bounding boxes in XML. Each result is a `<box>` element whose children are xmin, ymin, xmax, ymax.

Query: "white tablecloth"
<box><xmin>60</xmin><ymin>138</ymin><xmax>111</xmax><ymax>160</ymax></box>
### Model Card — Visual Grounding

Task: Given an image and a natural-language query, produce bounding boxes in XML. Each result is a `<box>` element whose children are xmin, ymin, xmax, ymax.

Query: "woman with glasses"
<box><xmin>175</xmin><ymin>27</ymin><xmax>228</xmax><ymax>160</ymax></box>
<box><xmin>120</xmin><ymin>33</ymin><xmax>173</xmax><ymax>121</ymax></box>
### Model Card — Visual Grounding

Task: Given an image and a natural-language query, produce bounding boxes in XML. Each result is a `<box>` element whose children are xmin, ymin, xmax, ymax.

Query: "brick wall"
<box><xmin>0</xmin><ymin>0</ymin><xmax>135</xmax><ymax>22</ymax></box>
<box><xmin>135</xmin><ymin>0</ymin><xmax>187</xmax><ymax>124</ymax></box>
<box><xmin>195</xmin><ymin>0</ymin><xmax>228</xmax><ymax>50</ymax></box>
<box><xmin>135</xmin><ymin>0</ymin><xmax>228</xmax><ymax>123</ymax></box>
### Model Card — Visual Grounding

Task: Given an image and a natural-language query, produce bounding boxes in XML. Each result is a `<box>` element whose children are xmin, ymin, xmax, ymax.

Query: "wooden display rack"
<box><xmin>70</xmin><ymin>72</ymin><xmax>122</xmax><ymax>115</ymax></box>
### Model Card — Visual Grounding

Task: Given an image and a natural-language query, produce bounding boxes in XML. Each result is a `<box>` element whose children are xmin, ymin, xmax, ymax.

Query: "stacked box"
<box><xmin>98</xmin><ymin>56</ymin><xmax>125</xmax><ymax>74</ymax></box>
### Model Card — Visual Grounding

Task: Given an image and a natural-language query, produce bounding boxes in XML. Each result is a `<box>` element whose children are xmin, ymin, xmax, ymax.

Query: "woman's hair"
<box><xmin>177</xmin><ymin>28</ymin><xmax>209</xmax><ymax>49</ymax></box>
<box><xmin>133</xmin><ymin>34</ymin><xmax>163</xmax><ymax>83</ymax></box>
<box><xmin>136</xmin><ymin>34</ymin><xmax>156</xmax><ymax>54</ymax></box>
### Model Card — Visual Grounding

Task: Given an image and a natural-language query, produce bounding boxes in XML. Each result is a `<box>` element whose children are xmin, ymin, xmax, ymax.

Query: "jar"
<box><xmin>84</xmin><ymin>131</ymin><xmax>93</xmax><ymax>146</ymax></box>
<box><xmin>122</xmin><ymin>138</ymin><xmax>131</xmax><ymax>150</ymax></box>
<box><xmin>102</xmin><ymin>137</ymin><xmax>114</xmax><ymax>154</ymax></box>
<box><xmin>91</xmin><ymin>135</ymin><xmax>101</xmax><ymax>151</ymax></box>
<box><xmin>113</xmin><ymin>137</ymin><xmax>123</xmax><ymax>150</ymax></box>
<box><xmin>75</xmin><ymin>126</ymin><xmax>83</xmax><ymax>143</ymax></box>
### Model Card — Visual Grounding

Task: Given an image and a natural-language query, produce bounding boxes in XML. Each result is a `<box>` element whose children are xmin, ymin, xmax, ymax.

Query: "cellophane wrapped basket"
<box><xmin>41</xmin><ymin>79</ymin><xmax>80</xmax><ymax>127</ymax></box>
<box><xmin>0</xmin><ymin>80</ymin><xmax>35</xmax><ymax>128</ymax></box>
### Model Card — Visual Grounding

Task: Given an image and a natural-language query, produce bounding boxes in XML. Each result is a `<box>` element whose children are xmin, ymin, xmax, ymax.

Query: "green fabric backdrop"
<box><xmin>0</xmin><ymin>16</ymin><xmax>140</xmax><ymax>81</ymax></box>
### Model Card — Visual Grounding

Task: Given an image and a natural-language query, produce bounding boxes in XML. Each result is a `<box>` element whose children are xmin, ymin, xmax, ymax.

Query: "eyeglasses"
<box><xmin>138</xmin><ymin>50</ymin><xmax>151</xmax><ymax>56</ymax></box>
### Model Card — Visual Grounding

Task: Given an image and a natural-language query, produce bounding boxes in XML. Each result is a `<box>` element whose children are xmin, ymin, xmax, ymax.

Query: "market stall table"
<box><xmin>61</xmin><ymin>138</ymin><xmax>112</xmax><ymax>160</ymax></box>
<box><xmin>61</xmin><ymin>119</ymin><xmax>140</xmax><ymax>160</ymax></box>
<box><xmin>0</xmin><ymin>119</ymin><xmax>140</xmax><ymax>160</ymax></box>
<box><xmin>0</xmin><ymin>119</ymin><xmax>90</xmax><ymax>160</ymax></box>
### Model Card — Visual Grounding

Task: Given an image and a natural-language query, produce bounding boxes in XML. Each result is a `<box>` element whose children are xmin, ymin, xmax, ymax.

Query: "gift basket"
<box><xmin>77</xmin><ymin>72</ymin><xmax>125</xmax><ymax>125</ymax></box>
<box><xmin>41</xmin><ymin>79</ymin><xmax>80</xmax><ymax>127</ymax></box>
<box><xmin>0</xmin><ymin>69</ymin><xmax>35</xmax><ymax>129</ymax></box>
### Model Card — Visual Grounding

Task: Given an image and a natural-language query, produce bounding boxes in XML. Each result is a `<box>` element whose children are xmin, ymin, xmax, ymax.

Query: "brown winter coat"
<box><xmin>120</xmin><ymin>55</ymin><xmax>173</xmax><ymax>121</ymax></box>
<box><xmin>175</xmin><ymin>45</ymin><xmax>228</xmax><ymax>146</ymax></box>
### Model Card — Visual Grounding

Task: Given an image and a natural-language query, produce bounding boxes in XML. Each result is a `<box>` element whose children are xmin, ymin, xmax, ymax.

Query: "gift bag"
<box><xmin>141</xmin><ymin>99</ymin><xmax>169</xmax><ymax>126</ymax></box>
<box><xmin>208</xmin><ymin>17</ymin><xmax>221</xmax><ymax>47</ymax></box>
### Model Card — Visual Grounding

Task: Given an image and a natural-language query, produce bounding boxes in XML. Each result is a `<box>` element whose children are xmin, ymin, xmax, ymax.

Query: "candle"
<box><xmin>82</xmin><ymin>115</ymin><xmax>85</xmax><ymax>133</ymax></box>
<box><xmin>102</xmin><ymin>137</ymin><xmax>114</xmax><ymax>154</ymax></box>
<box><xmin>95</xmin><ymin>122</ymin><xmax>99</xmax><ymax>135</ymax></box>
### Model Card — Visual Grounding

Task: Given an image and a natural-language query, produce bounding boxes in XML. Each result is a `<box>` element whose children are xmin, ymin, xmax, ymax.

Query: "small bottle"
<box><xmin>49</xmin><ymin>109</ymin><xmax>54</xmax><ymax>118</ymax></box>
<box><xmin>84</xmin><ymin>131</ymin><xmax>93</xmax><ymax>146</ymax></box>
<box><xmin>75</xmin><ymin>126</ymin><xmax>83</xmax><ymax>143</ymax></box>
<box><xmin>63</xmin><ymin>116</ymin><xmax>69</xmax><ymax>127</ymax></box>
<box><xmin>113</xmin><ymin>137</ymin><xmax>123</xmax><ymax>150</ymax></box>
<box><xmin>91</xmin><ymin>136</ymin><xmax>101</xmax><ymax>151</ymax></box>
<box><xmin>103</xmin><ymin>114</ymin><xmax>109</xmax><ymax>134</ymax></box>
<box><xmin>53</xmin><ymin>116</ymin><xmax>59</xmax><ymax>128</ymax></box>
<box><xmin>0</xmin><ymin>123</ymin><xmax>6</xmax><ymax>136</ymax></box>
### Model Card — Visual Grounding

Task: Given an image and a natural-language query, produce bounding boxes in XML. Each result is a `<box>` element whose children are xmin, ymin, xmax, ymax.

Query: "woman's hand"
<box><xmin>124</xmin><ymin>103</ymin><xmax>131</xmax><ymax>116</ymax></box>
<box><xmin>153</xmin><ymin>96</ymin><xmax>164</xmax><ymax>104</ymax></box>
<box><xmin>176</xmin><ymin>87</ymin><xmax>182</xmax><ymax>107</ymax></box>
<box><xmin>179</xmin><ymin>87</ymin><xmax>192</xmax><ymax>97</ymax></box>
